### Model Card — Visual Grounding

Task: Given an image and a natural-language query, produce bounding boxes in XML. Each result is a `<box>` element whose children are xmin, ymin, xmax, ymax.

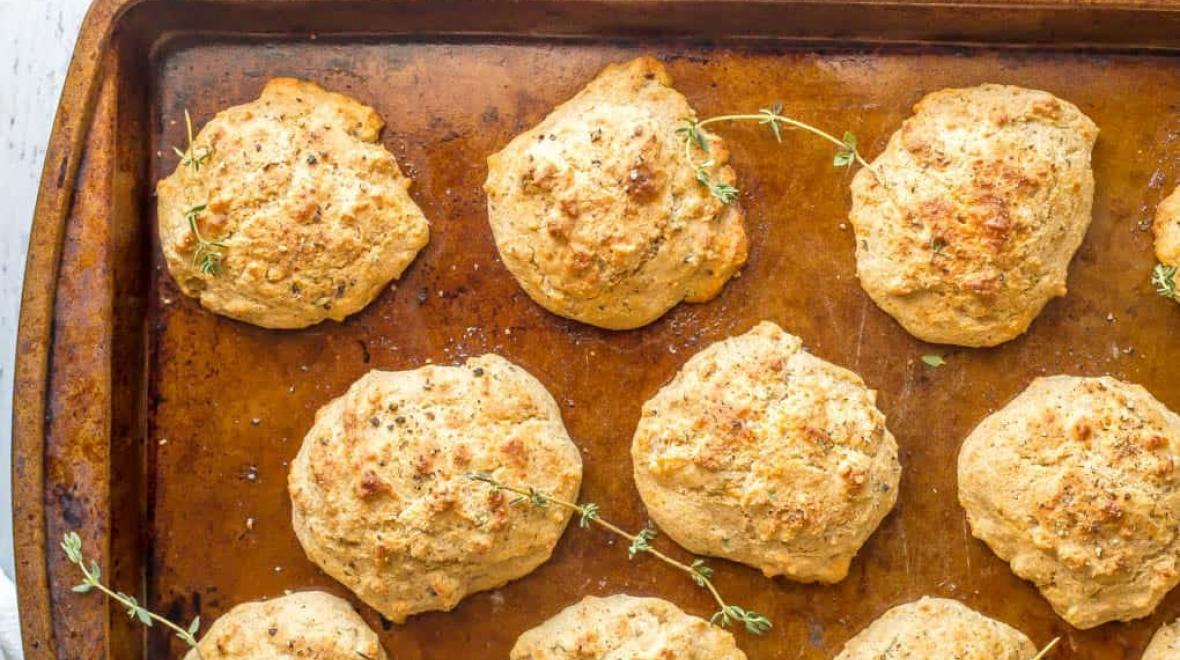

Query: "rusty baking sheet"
<box><xmin>16</xmin><ymin>1</ymin><xmax>1180</xmax><ymax>658</ymax></box>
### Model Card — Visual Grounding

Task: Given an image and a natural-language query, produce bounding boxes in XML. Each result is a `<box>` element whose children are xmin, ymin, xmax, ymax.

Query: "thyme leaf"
<box><xmin>710</xmin><ymin>604</ymin><xmax>773</xmax><ymax>635</ymax></box>
<box><xmin>675</xmin><ymin>118</ymin><xmax>710</xmax><ymax>153</ymax></box>
<box><xmin>627</xmin><ymin>525</ymin><xmax>657</xmax><ymax>559</ymax></box>
<box><xmin>1152</xmin><ymin>263</ymin><xmax>1177</xmax><ymax>299</ymax></box>
<box><xmin>920</xmin><ymin>354</ymin><xmax>946</xmax><ymax>368</ymax></box>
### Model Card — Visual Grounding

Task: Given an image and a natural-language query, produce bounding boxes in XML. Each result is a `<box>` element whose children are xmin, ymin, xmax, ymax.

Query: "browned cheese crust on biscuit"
<box><xmin>959</xmin><ymin>376</ymin><xmax>1180</xmax><ymax>628</ymax></box>
<box><xmin>288</xmin><ymin>355</ymin><xmax>583</xmax><ymax>623</ymax></box>
<box><xmin>510</xmin><ymin>594</ymin><xmax>746</xmax><ymax>660</ymax></box>
<box><xmin>484</xmin><ymin>57</ymin><xmax>748</xmax><ymax>330</ymax></box>
<box><xmin>183</xmin><ymin>591</ymin><xmax>387</xmax><ymax>660</ymax></box>
<box><xmin>834</xmin><ymin>597</ymin><xmax>1036</xmax><ymax>660</ymax></box>
<box><xmin>850</xmin><ymin>84</ymin><xmax>1098</xmax><ymax>346</ymax></box>
<box><xmin>631</xmin><ymin>321</ymin><xmax>900</xmax><ymax>583</ymax></box>
<box><xmin>157</xmin><ymin>78</ymin><xmax>429</xmax><ymax>328</ymax></box>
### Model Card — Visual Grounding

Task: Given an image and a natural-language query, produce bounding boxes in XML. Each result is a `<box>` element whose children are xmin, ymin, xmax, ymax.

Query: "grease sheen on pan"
<box><xmin>959</xmin><ymin>376</ymin><xmax>1180</xmax><ymax>628</ymax></box>
<box><xmin>509</xmin><ymin>594</ymin><xmax>746</xmax><ymax>660</ymax></box>
<box><xmin>156</xmin><ymin>78</ymin><xmax>429</xmax><ymax>328</ymax></box>
<box><xmin>850</xmin><ymin>84</ymin><xmax>1098</xmax><ymax>346</ymax></box>
<box><xmin>834</xmin><ymin>597</ymin><xmax>1036</xmax><ymax>659</ymax></box>
<box><xmin>484</xmin><ymin>56</ymin><xmax>748</xmax><ymax>330</ymax></box>
<box><xmin>288</xmin><ymin>355</ymin><xmax>582</xmax><ymax>623</ymax></box>
<box><xmin>632</xmin><ymin>321</ymin><xmax>900</xmax><ymax>583</ymax></box>
<box><xmin>183</xmin><ymin>591</ymin><xmax>387</xmax><ymax>660</ymax></box>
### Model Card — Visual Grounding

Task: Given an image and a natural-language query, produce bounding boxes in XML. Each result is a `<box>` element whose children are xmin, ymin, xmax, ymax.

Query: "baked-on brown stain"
<box><xmin>15</xmin><ymin>1</ymin><xmax>1180</xmax><ymax>658</ymax></box>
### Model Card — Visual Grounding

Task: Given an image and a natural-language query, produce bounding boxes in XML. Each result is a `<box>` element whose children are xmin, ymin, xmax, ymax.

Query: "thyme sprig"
<box><xmin>185</xmin><ymin>204</ymin><xmax>227</xmax><ymax>276</ymax></box>
<box><xmin>467</xmin><ymin>471</ymin><xmax>772</xmax><ymax>635</ymax></box>
<box><xmin>1152</xmin><ymin>263</ymin><xmax>1177</xmax><ymax>299</ymax></box>
<box><xmin>172</xmin><ymin>109</ymin><xmax>223</xmax><ymax>276</ymax></box>
<box><xmin>173</xmin><ymin>109</ymin><xmax>212</xmax><ymax>174</ymax></box>
<box><xmin>61</xmin><ymin>532</ymin><xmax>203</xmax><ymax>655</ymax></box>
<box><xmin>1030</xmin><ymin>637</ymin><xmax>1060</xmax><ymax>660</ymax></box>
<box><xmin>678</xmin><ymin>103</ymin><xmax>876</xmax><ymax>205</ymax></box>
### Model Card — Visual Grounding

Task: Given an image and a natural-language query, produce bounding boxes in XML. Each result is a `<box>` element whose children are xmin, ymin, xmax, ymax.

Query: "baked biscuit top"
<box><xmin>835</xmin><ymin>597</ymin><xmax>1036</xmax><ymax>660</ymax></box>
<box><xmin>157</xmin><ymin>78</ymin><xmax>429</xmax><ymax>328</ymax></box>
<box><xmin>959</xmin><ymin>376</ymin><xmax>1180</xmax><ymax>628</ymax></box>
<box><xmin>510</xmin><ymin>595</ymin><xmax>746</xmax><ymax>660</ymax></box>
<box><xmin>485</xmin><ymin>57</ymin><xmax>747</xmax><ymax>329</ymax></box>
<box><xmin>850</xmin><ymin>84</ymin><xmax>1097</xmax><ymax>346</ymax></box>
<box><xmin>288</xmin><ymin>355</ymin><xmax>583</xmax><ymax>623</ymax></box>
<box><xmin>184</xmin><ymin>591</ymin><xmax>386</xmax><ymax>660</ymax></box>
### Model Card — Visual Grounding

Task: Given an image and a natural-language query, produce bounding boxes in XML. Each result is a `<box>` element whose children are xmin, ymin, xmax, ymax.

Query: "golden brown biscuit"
<box><xmin>959</xmin><ymin>376</ymin><xmax>1180</xmax><ymax>629</ymax></box>
<box><xmin>484</xmin><ymin>57</ymin><xmax>747</xmax><ymax>330</ymax></box>
<box><xmin>1145</xmin><ymin>618</ymin><xmax>1180</xmax><ymax>660</ymax></box>
<box><xmin>510</xmin><ymin>594</ymin><xmax>746</xmax><ymax>660</ymax></box>
<box><xmin>183</xmin><ymin>591</ymin><xmax>386</xmax><ymax>660</ymax></box>
<box><xmin>834</xmin><ymin>597</ymin><xmax>1036</xmax><ymax>660</ymax></box>
<box><xmin>157</xmin><ymin>78</ymin><xmax>429</xmax><ymax>328</ymax></box>
<box><xmin>631</xmin><ymin>321</ymin><xmax>900</xmax><ymax>583</ymax></box>
<box><xmin>288</xmin><ymin>355</ymin><xmax>582</xmax><ymax>623</ymax></box>
<box><xmin>850</xmin><ymin>84</ymin><xmax>1098</xmax><ymax>346</ymax></box>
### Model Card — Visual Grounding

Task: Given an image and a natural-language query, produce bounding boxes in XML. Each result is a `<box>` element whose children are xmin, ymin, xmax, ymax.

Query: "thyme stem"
<box><xmin>61</xmin><ymin>532</ymin><xmax>203</xmax><ymax>657</ymax></box>
<box><xmin>173</xmin><ymin>109</ymin><xmax>212</xmax><ymax>173</ymax></box>
<box><xmin>694</xmin><ymin>113</ymin><xmax>876</xmax><ymax>172</ymax></box>
<box><xmin>1029</xmin><ymin>637</ymin><xmax>1060</xmax><ymax>660</ymax></box>
<box><xmin>467</xmin><ymin>472</ymin><xmax>771</xmax><ymax>635</ymax></box>
<box><xmin>88</xmin><ymin>578</ymin><xmax>197</xmax><ymax>646</ymax></box>
<box><xmin>678</xmin><ymin>104</ymin><xmax>883</xmax><ymax>206</ymax></box>
<box><xmin>185</xmin><ymin>204</ymin><xmax>227</xmax><ymax>276</ymax></box>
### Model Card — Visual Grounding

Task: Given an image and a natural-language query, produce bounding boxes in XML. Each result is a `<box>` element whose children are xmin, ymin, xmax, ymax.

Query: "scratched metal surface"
<box><xmin>134</xmin><ymin>39</ymin><xmax>1180</xmax><ymax>659</ymax></box>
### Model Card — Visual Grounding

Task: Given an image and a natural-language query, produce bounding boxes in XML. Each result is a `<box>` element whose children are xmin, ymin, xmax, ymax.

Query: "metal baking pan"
<box><xmin>15</xmin><ymin>0</ymin><xmax>1180</xmax><ymax>657</ymax></box>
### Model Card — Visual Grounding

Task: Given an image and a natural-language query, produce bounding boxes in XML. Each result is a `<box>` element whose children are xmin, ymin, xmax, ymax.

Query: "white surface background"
<box><xmin>0</xmin><ymin>0</ymin><xmax>92</xmax><ymax>654</ymax></box>
<box><xmin>0</xmin><ymin>0</ymin><xmax>91</xmax><ymax>602</ymax></box>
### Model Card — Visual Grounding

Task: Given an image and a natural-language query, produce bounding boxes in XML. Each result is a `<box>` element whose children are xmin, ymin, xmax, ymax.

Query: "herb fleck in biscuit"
<box><xmin>183</xmin><ymin>591</ymin><xmax>386</xmax><ymax>660</ymax></box>
<box><xmin>834</xmin><ymin>597</ymin><xmax>1036</xmax><ymax>659</ymax></box>
<box><xmin>288</xmin><ymin>355</ymin><xmax>582</xmax><ymax>623</ymax></box>
<box><xmin>631</xmin><ymin>321</ymin><xmax>900</xmax><ymax>583</ymax></box>
<box><xmin>959</xmin><ymin>376</ymin><xmax>1180</xmax><ymax>628</ymax></box>
<box><xmin>157</xmin><ymin>78</ymin><xmax>429</xmax><ymax>328</ymax></box>
<box><xmin>1145</xmin><ymin>618</ymin><xmax>1180</xmax><ymax>660</ymax></box>
<box><xmin>484</xmin><ymin>57</ymin><xmax>748</xmax><ymax>330</ymax></box>
<box><xmin>510</xmin><ymin>594</ymin><xmax>746</xmax><ymax>660</ymax></box>
<box><xmin>850</xmin><ymin>84</ymin><xmax>1098</xmax><ymax>346</ymax></box>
